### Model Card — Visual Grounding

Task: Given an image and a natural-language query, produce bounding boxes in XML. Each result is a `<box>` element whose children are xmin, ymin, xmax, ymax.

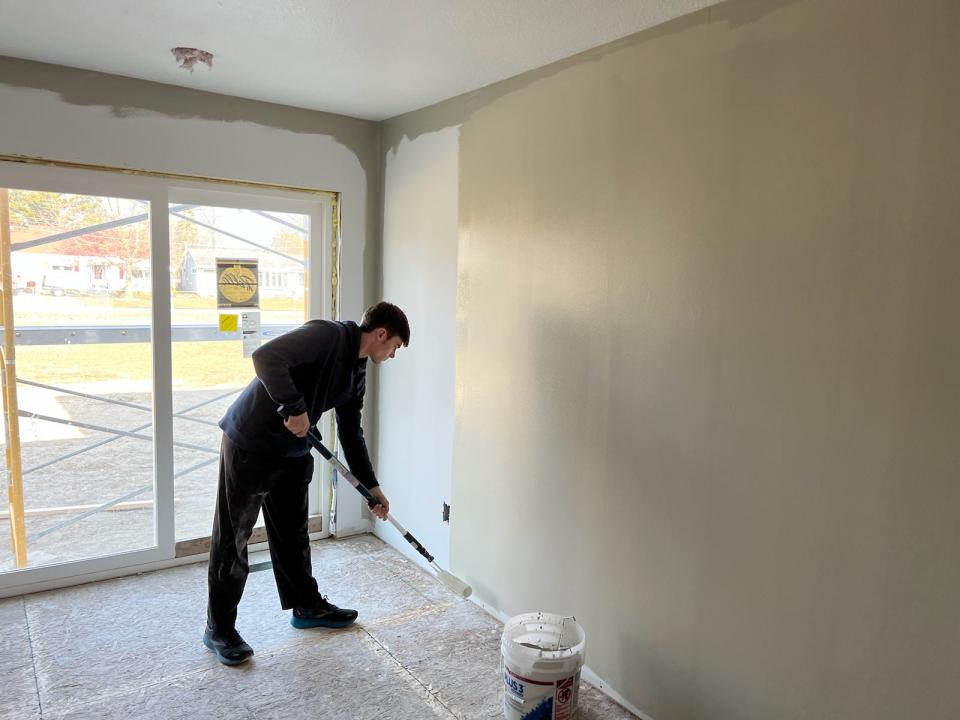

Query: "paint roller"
<box><xmin>305</xmin><ymin>427</ymin><xmax>472</xmax><ymax>598</ymax></box>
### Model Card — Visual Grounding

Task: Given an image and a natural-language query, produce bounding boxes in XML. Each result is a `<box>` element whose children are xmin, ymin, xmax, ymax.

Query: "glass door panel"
<box><xmin>169</xmin><ymin>203</ymin><xmax>309</xmax><ymax>542</ymax></box>
<box><xmin>1</xmin><ymin>189</ymin><xmax>156</xmax><ymax>572</ymax></box>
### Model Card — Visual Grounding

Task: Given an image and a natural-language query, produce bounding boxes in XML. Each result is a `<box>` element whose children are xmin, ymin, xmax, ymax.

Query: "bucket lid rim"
<box><xmin>501</xmin><ymin>612</ymin><xmax>586</xmax><ymax>658</ymax></box>
<box><xmin>503</xmin><ymin>611</ymin><xmax>582</xmax><ymax>627</ymax></box>
<box><xmin>502</xmin><ymin>639</ymin><xmax>586</xmax><ymax>660</ymax></box>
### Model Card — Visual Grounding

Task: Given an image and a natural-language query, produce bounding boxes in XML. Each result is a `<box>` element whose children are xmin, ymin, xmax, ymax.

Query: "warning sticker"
<box><xmin>218</xmin><ymin>313</ymin><xmax>238</xmax><ymax>333</ymax></box>
<box><xmin>554</xmin><ymin>676</ymin><xmax>575</xmax><ymax>720</ymax></box>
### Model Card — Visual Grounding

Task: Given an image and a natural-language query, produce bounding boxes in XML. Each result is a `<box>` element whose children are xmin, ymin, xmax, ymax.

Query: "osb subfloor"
<box><xmin>0</xmin><ymin>535</ymin><xmax>636</xmax><ymax>719</ymax></box>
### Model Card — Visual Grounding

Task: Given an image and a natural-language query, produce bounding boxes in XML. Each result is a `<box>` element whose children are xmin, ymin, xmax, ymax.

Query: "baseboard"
<box><xmin>331</xmin><ymin>524</ymin><xmax>371</xmax><ymax>539</ymax></box>
<box><xmin>176</xmin><ymin>516</ymin><xmax>324</xmax><ymax>557</ymax></box>
<box><xmin>579</xmin><ymin>666</ymin><xmax>651</xmax><ymax>720</ymax></box>
<box><xmin>466</xmin><ymin>594</ymin><xmax>650</xmax><ymax>720</ymax></box>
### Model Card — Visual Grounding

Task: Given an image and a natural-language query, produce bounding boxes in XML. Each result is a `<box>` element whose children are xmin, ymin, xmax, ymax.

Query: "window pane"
<box><xmin>1</xmin><ymin>190</ymin><xmax>155</xmax><ymax>572</ymax></box>
<box><xmin>170</xmin><ymin>205</ymin><xmax>308</xmax><ymax>542</ymax></box>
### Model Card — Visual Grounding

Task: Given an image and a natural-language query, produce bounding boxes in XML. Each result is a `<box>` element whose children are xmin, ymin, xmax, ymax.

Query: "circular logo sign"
<box><xmin>218</xmin><ymin>265</ymin><xmax>258</xmax><ymax>305</ymax></box>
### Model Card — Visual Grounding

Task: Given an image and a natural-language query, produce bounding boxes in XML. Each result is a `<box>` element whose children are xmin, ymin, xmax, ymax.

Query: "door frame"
<box><xmin>0</xmin><ymin>159</ymin><xmax>337</xmax><ymax>597</ymax></box>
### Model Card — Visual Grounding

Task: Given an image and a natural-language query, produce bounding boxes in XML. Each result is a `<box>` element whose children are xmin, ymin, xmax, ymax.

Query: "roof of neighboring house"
<box><xmin>182</xmin><ymin>246</ymin><xmax>304</xmax><ymax>271</ymax></box>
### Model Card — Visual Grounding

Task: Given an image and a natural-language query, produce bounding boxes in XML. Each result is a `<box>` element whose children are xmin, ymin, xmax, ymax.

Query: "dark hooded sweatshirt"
<box><xmin>218</xmin><ymin>319</ymin><xmax>378</xmax><ymax>489</ymax></box>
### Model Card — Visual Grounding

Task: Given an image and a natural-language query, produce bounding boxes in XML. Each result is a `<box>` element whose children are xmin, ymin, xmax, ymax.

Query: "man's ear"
<box><xmin>376</xmin><ymin>327</ymin><xmax>387</xmax><ymax>341</ymax></box>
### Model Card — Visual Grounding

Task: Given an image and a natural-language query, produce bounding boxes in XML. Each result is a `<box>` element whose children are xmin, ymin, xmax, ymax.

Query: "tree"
<box><xmin>8</xmin><ymin>190</ymin><xmax>107</xmax><ymax>230</ymax></box>
<box><xmin>170</xmin><ymin>217</ymin><xmax>199</xmax><ymax>273</ymax></box>
<box><xmin>271</xmin><ymin>229</ymin><xmax>305</xmax><ymax>257</ymax></box>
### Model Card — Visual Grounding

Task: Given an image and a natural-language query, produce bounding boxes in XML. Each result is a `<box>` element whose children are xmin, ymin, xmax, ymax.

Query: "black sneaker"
<box><xmin>291</xmin><ymin>596</ymin><xmax>358</xmax><ymax>629</ymax></box>
<box><xmin>203</xmin><ymin>627</ymin><xmax>254</xmax><ymax>666</ymax></box>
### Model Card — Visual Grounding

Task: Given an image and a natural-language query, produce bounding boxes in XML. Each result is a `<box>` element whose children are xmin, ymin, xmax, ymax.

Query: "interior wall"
<box><xmin>0</xmin><ymin>56</ymin><xmax>380</xmax><ymax>327</ymax></box>
<box><xmin>375</xmin><ymin>127</ymin><xmax>459</xmax><ymax>567</ymax></box>
<box><xmin>0</xmin><ymin>56</ymin><xmax>382</xmax><ymax>535</ymax></box>
<box><xmin>379</xmin><ymin>0</ymin><xmax>960</xmax><ymax>717</ymax></box>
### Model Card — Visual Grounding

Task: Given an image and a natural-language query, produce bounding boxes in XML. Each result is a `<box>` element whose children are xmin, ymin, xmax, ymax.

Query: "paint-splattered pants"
<box><xmin>206</xmin><ymin>433</ymin><xmax>319</xmax><ymax>633</ymax></box>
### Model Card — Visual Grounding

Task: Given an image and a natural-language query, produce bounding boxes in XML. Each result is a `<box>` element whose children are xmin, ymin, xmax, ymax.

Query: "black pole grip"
<box><xmin>276</xmin><ymin>407</ymin><xmax>332</xmax><ymax>461</ymax></box>
<box><xmin>305</xmin><ymin>430</ymin><xmax>334</xmax><ymax>461</ymax></box>
<box><xmin>403</xmin><ymin>531</ymin><xmax>435</xmax><ymax>563</ymax></box>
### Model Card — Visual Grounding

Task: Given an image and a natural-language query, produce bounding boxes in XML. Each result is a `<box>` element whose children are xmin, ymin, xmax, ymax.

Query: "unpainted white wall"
<box><xmin>376</xmin><ymin>127</ymin><xmax>459</xmax><ymax>568</ymax></box>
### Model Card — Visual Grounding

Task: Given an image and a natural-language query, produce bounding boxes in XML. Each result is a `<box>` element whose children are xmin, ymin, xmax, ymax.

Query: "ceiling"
<box><xmin>0</xmin><ymin>0</ymin><xmax>722</xmax><ymax>121</ymax></box>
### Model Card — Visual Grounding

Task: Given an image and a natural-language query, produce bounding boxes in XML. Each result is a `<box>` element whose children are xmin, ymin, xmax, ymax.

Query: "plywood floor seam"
<box><xmin>358</xmin><ymin>624</ymin><xmax>460</xmax><ymax>718</ymax></box>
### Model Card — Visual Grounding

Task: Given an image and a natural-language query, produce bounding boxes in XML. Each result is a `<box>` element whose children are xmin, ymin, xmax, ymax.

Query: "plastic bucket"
<box><xmin>501</xmin><ymin>612</ymin><xmax>586</xmax><ymax>720</ymax></box>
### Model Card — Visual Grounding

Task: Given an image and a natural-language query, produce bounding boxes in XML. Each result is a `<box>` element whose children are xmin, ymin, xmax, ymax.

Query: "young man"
<box><xmin>203</xmin><ymin>302</ymin><xmax>410</xmax><ymax>665</ymax></box>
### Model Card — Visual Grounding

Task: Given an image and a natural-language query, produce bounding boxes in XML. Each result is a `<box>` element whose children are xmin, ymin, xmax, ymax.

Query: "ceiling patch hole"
<box><xmin>171</xmin><ymin>47</ymin><xmax>214</xmax><ymax>72</ymax></box>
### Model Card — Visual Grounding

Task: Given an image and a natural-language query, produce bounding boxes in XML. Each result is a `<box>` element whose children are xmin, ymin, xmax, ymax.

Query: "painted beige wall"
<box><xmin>384</xmin><ymin>0</ymin><xmax>960</xmax><ymax>717</ymax></box>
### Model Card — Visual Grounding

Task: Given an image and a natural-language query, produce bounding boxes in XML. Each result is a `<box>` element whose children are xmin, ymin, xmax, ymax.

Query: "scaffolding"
<box><xmin>1</xmin><ymin>189</ymin><xmax>28</xmax><ymax>566</ymax></box>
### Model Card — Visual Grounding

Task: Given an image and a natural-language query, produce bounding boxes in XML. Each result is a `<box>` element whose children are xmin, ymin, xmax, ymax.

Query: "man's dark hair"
<box><xmin>359</xmin><ymin>302</ymin><xmax>410</xmax><ymax>346</ymax></box>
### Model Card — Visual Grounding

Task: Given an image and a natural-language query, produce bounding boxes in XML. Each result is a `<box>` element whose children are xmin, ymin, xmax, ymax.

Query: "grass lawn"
<box><xmin>15</xmin><ymin>341</ymin><xmax>256</xmax><ymax>388</ymax></box>
<box><xmin>13</xmin><ymin>292</ymin><xmax>304</xmax><ymax>325</ymax></box>
<box><xmin>8</xmin><ymin>292</ymin><xmax>305</xmax><ymax>388</ymax></box>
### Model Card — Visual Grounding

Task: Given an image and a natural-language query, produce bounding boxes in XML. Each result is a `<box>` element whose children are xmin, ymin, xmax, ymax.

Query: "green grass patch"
<box><xmin>15</xmin><ymin>342</ymin><xmax>256</xmax><ymax>389</ymax></box>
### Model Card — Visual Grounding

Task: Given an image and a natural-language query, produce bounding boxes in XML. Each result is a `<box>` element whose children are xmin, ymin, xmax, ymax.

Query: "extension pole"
<box><xmin>305</xmin><ymin>427</ymin><xmax>471</xmax><ymax>598</ymax></box>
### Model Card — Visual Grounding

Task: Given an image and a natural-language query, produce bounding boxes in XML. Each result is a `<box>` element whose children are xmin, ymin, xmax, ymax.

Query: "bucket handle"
<box><xmin>555</xmin><ymin>615</ymin><xmax>574</xmax><ymax>651</ymax></box>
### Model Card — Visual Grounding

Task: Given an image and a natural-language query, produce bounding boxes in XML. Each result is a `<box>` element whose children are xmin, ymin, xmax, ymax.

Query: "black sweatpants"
<box><xmin>206</xmin><ymin>433</ymin><xmax>320</xmax><ymax>633</ymax></box>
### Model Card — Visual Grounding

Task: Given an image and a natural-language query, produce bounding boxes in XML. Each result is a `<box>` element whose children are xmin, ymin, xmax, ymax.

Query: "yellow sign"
<box><xmin>218</xmin><ymin>313</ymin><xmax>238</xmax><ymax>332</ymax></box>
<box><xmin>216</xmin><ymin>258</ymin><xmax>259</xmax><ymax>308</ymax></box>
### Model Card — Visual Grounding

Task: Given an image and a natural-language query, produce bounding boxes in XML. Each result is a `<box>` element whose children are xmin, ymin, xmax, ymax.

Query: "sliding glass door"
<box><xmin>0</xmin><ymin>162</ymin><xmax>333</xmax><ymax>594</ymax></box>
